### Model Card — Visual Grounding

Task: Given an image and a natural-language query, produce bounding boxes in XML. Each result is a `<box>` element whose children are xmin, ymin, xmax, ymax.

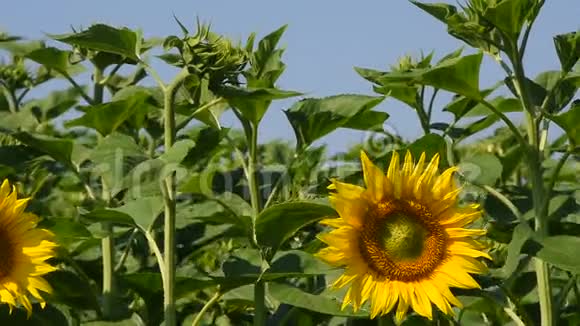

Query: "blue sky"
<box><xmin>1</xmin><ymin>0</ymin><xmax>578</xmax><ymax>153</ymax></box>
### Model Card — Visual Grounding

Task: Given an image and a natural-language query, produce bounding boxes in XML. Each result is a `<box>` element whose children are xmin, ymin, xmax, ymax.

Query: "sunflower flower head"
<box><xmin>316</xmin><ymin>151</ymin><xmax>490</xmax><ymax>322</ymax></box>
<box><xmin>0</xmin><ymin>179</ymin><xmax>57</xmax><ymax>316</ymax></box>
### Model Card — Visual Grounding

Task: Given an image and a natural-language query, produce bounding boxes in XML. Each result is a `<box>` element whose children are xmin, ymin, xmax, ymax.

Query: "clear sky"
<box><xmin>1</xmin><ymin>1</ymin><xmax>578</xmax><ymax>153</ymax></box>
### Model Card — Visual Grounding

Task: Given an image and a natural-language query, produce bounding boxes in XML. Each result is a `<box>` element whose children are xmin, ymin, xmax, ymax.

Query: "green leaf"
<box><xmin>405</xmin><ymin>133</ymin><xmax>447</xmax><ymax>166</ymax></box>
<box><xmin>421</xmin><ymin>53</ymin><xmax>483</xmax><ymax>99</ymax></box>
<box><xmin>12</xmin><ymin>132</ymin><xmax>73</xmax><ymax>166</ymax></box>
<box><xmin>483</xmin><ymin>0</ymin><xmax>530</xmax><ymax>38</ymax></box>
<box><xmin>81</xmin><ymin>209</ymin><xmax>136</xmax><ymax>227</ymax></box>
<box><xmin>248</xmin><ymin>25</ymin><xmax>287</xmax><ymax>83</ymax></box>
<box><xmin>268</xmin><ymin>282</ymin><xmax>368</xmax><ymax>317</ymax></box>
<box><xmin>220</xmin><ymin>86</ymin><xmax>301</xmax><ymax>125</ymax></box>
<box><xmin>255</xmin><ymin>201</ymin><xmax>336</xmax><ymax>255</ymax></box>
<box><xmin>534</xmin><ymin>71</ymin><xmax>577</xmax><ymax>114</ymax></box>
<box><xmin>181</xmin><ymin>127</ymin><xmax>230</xmax><ymax>168</ymax></box>
<box><xmin>89</xmin><ymin>133</ymin><xmax>148</xmax><ymax>196</ymax></box>
<box><xmin>341</xmin><ymin>110</ymin><xmax>389</xmax><ymax>132</ymax></box>
<box><xmin>0</xmin><ymin>40</ymin><xmax>44</xmax><ymax>56</ymax></box>
<box><xmin>444</xmin><ymin>82</ymin><xmax>501</xmax><ymax>120</ymax></box>
<box><xmin>0</xmin><ymin>304</ymin><xmax>71</xmax><ymax>326</ymax></box>
<box><xmin>45</xmin><ymin>270</ymin><xmax>99</xmax><ymax>310</ymax></box>
<box><xmin>25</xmin><ymin>47</ymin><xmax>72</xmax><ymax>73</ymax></box>
<box><xmin>24</xmin><ymin>87</ymin><xmax>82</xmax><ymax>121</ymax></box>
<box><xmin>284</xmin><ymin>95</ymin><xmax>385</xmax><ymax>149</ymax></box>
<box><xmin>526</xmin><ymin>236</ymin><xmax>580</xmax><ymax>273</ymax></box>
<box><xmin>123</xmin><ymin>140</ymin><xmax>195</xmax><ymax>199</ymax></box>
<box><xmin>115</xmin><ymin>196</ymin><xmax>164</xmax><ymax>228</ymax></box>
<box><xmin>553</xmin><ymin>31</ymin><xmax>580</xmax><ymax>72</ymax></box>
<box><xmin>51</xmin><ymin>24</ymin><xmax>140</xmax><ymax>61</ymax></box>
<box><xmin>39</xmin><ymin>218</ymin><xmax>92</xmax><ymax>249</ymax></box>
<box><xmin>550</xmin><ymin>100</ymin><xmax>580</xmax><ymax>146</ymax></box>
<box><xmin>66</xmin><ymin>97</ymin><xmax>146</xmax><ymax>136</ymax></box>
<box><xmin>459</xmin><ymin>153</ymin><xmax>503</xmax><ymax>185</ymax></box>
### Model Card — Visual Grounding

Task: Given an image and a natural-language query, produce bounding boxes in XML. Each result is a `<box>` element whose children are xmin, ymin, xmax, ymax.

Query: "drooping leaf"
<box><xmin>12</xmin><ymin>132</ymin><xmax>73</xmax><ymax>166</ymax></box>
<box><xmin>25</xmin><ymin>47</ymin><xmax>72</xmax><ymax>73</ymax></box>
<box><xmin>284</xmin><ymin>95</ymin><xmax>385</xmax><ymax>149</ymax></box>
<box><xmin>66</xmin><ymin>97</ymin><xmax>147</xmax><ymax>136</ymax></box>
<box><xmin>219</xmin><ymin>86</ymin><xmax>301</xmax><ymax>125</ymax></box>
<box><xmin>255</xmin><ymin>201</ymin><xmax>336</xmax><ymax>255</ymax></box>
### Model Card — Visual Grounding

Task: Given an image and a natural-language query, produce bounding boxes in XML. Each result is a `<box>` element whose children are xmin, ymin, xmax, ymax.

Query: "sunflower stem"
<box><xmin>92</xmin><ymin>66</ymin><xmax>116</xmax><ymax>320</ymax></box>
<box><xmin>246</xmin><ymin>121</ymin><xmax>267</xmax><ymax>326</ymax></box>
<box><xmin>253</xmin><ymin>280</ymin><xmax>266</xmax><ymax>326</ymax></box>
<box><xmin>162</xmin><ymin>67</ymin><xmax>189</xmax><ymax>326</ymax></box>
<box><xmin>508</xmin><ymin>43</ymin><xmax>553</xmax><ymax>326</ymax></box>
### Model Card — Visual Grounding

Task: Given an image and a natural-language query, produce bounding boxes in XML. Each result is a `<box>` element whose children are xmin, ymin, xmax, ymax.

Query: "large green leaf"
<box><xmin>421</xmin><ymin>53</ymin><xmax>483</xmax><ymax>99</ymax></box>
<box><xmin>12</xmin><ymin>132</ymin><xmax>73</xmax><ymax>166</ymax></box>
<box><xmin>51</xmin><ymin>24</ymin><xmax>141</xmax><ymax>61</ymax></box>
<box><xmin>483</xmin><ymin>0</ymin><xmax>530</xmax><ymax>38</ymax></box>
<box><xmin>459</xmin><ymin>153</ymin><xmax>503</xmax><ymax>186</ymax></box>
<box><xmin>39</xmin><ymin>218</ymin><xmax>92</xmax><ymax>249</ymax></box>
<box><xmin>284</xmin><ymin>95</ymin><xmax>385</xmax><ymax>149</ymax></box>
<box><xmin>123</xmin><ymin>140</ymin><xmax>195</xmax><ymax>199</ymax></box>
<box><xmin>377</xmin><ymin>54</ymin><xmax>483</xmax><ymax>99</ymax></box>
<box><xmin>268</xmin><ymin>282</ymin><xmax>369</xmax><ymax>317</ymax></box>
<box><xmin>526</xmin><ymin>235</ymin><xmax>580</xmax><ymax>273</ymax></box>
<box><xmin>220</xmin><ymin>86</ymin><xmax>301</xmax><ymax>125</ymax></box>
<box><xmin>255</xmin><ymin>201</ymin><xmax>336</xmax><ymax>255</ymax></box>
<box><xmin>89</xmin><ymin>133</ymin><xmax>148</xmax><ymax>196</ymax></box>
<box><xmin>550</xmin><ymin>100</ymin><xmax>580</xmax><ymax>146</ymax></box>
<box><xmin>66</xmin><ymin>97</ymin><xmax>146</xmax><ymax>136</ymax></box>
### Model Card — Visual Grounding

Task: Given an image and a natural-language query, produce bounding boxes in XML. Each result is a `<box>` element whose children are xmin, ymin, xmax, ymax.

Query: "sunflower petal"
<box><xmin>360</xmin><ymin>151</ymin><xmax>385</xmax><ymax>202</ymax></box>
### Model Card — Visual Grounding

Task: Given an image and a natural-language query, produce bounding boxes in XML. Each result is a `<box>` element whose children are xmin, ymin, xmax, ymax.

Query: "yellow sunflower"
<box><xmin>0</xmin><ymin>179</ymin><xmax>57</xmax><ymax>316</ymax></box>
<box><xmin>316</xmin><ymin>151</ymin><xmax>490</xmax><ymax>322</ymax></box>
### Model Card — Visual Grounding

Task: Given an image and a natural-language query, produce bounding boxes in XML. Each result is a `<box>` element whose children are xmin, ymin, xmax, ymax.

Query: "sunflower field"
<box><xmin>0</xmin><ymin>0</ymin><xmax>579</xmax><ymax>325</ymax></box>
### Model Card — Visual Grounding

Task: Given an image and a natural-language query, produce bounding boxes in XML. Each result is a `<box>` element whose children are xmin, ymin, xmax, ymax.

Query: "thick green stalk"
<box><xmin>511</xmin><ymin>51</ymin><xmax>553</xmax><ymax>326</ymax></box>
<box><xmin>246</xmin><ymin>123</ymin><xmax>266</xmax><ymax>326</ymax></box>
<box><xmin>253</xmin><ymin>280</ymin><xmax>266</xmax><ymax>326</ymax></box>
<box><xmin>92</xmin><ymin>67</ymin><xmax>116</xmax><ymax>319</ymax></box>
<box><xmin>162</xmin><ymin>68</ymin><xmax>189</xmax><ymax>326</ymax></box>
